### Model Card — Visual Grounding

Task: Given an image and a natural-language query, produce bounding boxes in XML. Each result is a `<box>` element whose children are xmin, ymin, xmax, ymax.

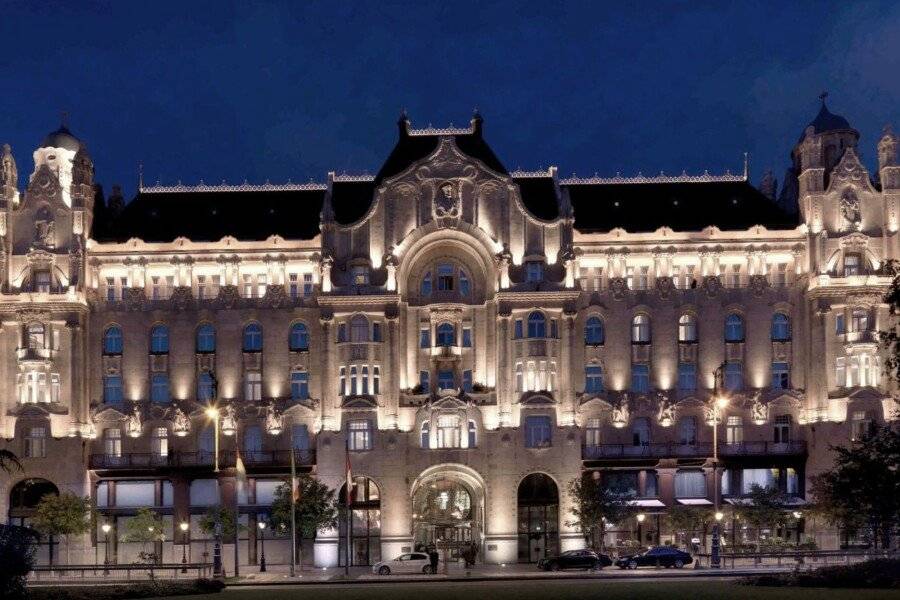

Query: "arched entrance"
<box><xmin>9</xmin><ymin>478</ymin><xmax>59</xmax><ymax>565</ymax></box>
<box><xmin>338</xmin><ymin>476</ymin><xmax>381</xmax><ymax>566</ymax></box>
<box><xmin>517</xmin><ymin>473</ymin><xmax>559</xmax><ymax>563</ymax></box>
<box><xmin>411</xmin><ymin>465</ymin><xmax>485</xmax><ymax>562</ymax></box>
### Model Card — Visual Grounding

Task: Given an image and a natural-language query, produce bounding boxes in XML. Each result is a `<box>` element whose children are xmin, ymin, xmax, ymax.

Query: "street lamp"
<box><xmin>636</xmin><ymin>513</ymin><xmax>646</xmax><ymax>548</ymax></box>
<box><xmin>180</xmin><ymin>522</ymin><xmax>189</xmax><ymax>573</ymax></box>
<box><xmin>205</xmin><ymin>406</ymin><xmax>221</xmax><ymax>473</ymax></box>
<box><xmin>710</xmin><ymin>363</ymin><xmax>730</xmax><ymax>569</ymax></box>
<box><xmin>101</xmin><ymin>523</ymin><xmax>111</xmax><ymax>574</ymax></box>
<box><xmin>258</xmin><ymin>521</ymin><xmax>267</xmax><ymax>573</ymax></box>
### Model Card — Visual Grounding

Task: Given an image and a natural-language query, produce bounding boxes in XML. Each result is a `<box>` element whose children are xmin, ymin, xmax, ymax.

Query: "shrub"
<box><xmin>28</xmin><ymin>578</ymin><xmax>225</xmax><ymax>599</ymax></box>
<box><xmin>740</xmin><ymin>558</ymin><xmax>900</xmax><ymax>589</ymax></box>
<box><xmin>0</xmin><ymin>524</ymin><xmax>37</xmax><ymax>600</ymax></box>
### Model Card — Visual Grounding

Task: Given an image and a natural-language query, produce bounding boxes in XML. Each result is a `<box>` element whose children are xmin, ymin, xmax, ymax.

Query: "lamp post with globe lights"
<box><xmin>179</xmin><ymin>522</ymin><xmax>189</xmax><ymax>573</ymax></box>
<box><xmin>636</xmin><ymin>513</ymin><xmax>646</xmax><ymax>548</ymax></box>
<box><xmin>101</xmin><ymin>523</ymin><xmax>111</xmax><ymax>574</ymax></box>
<box><xmin>710</xmin><ymin>362</ymin><xmax>730</xmax><ymax>568</ymax></box>
<box><xmin>205</xmin><ymin>406</ymin><xmax>223</xmax><ymax>576</ymax></box>
<box><xmin>258</xmin><ymin>520</ymin><xmax>267</xmax><ymax>572</ymax></box>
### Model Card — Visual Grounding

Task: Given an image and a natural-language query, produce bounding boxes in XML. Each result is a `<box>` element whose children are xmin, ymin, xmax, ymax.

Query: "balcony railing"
<box><xmin>89</xmin><ymin>449</ymin><xmax>316</xmax><ymax>469</ymax></box>
<box><xmin>582</xmin><ymin>440</ymin><xmax>806</xmax><ymax>460</ymax></box>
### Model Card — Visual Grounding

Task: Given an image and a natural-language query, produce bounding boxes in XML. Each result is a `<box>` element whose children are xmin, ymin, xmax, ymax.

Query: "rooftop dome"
<box><xmin>40</xmin><ymin>124</ymin><xmax>81</xmax><ymax>152</ymax></box>
<box><xmin>798</xmin><ymin>98</ymin><xmax>854</xmax><ymax>143</ymax></box>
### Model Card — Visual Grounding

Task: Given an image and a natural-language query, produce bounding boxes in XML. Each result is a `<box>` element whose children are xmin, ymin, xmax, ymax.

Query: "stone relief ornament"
<box><xmin>701</xmin><ymin>275</ymin><xmax>721</xmax><ymax>298</ymax></box>
<box><xmin>218</xmin><ymin>285</ymin><xmax>239</xmax><ymax>309</ymax></box>
<box><xmin>611</xmin><ymin>397</ymin><xmax>629</xmax><ymax>428</ymax></box>
<box><xmin>655</xmin><ymin>276</ymin><xmax>674</xmax><ymax>300</ymax></box>
<box><xmin>433</xmin><ymin>181</ymin><xmax>461</xmax><ymax>219</ymax></box>
<box><xmin>840</xmin><ymin>188</ymin><xmax>862</xmax><ymax>230</ymax></box>
<box><xmin>265</xmin><ymin>404</ymin><xmax>284</xmax><ymax>435</ymax></box>
<box><xmin>127</xmin><ymin>406</ymin><xmax>142</xmax><ymax>438</ymax></box>
<box><xmin>173</xmin><ymin>408</ymin><xmax>191</xmax><ymax>437</ymax></box>
<box><xmin>609</xmin><ymin>277</ymin><xmax>628</xmax><ymax>300</ymax></box>
<box><xmin>656</xmin><ymin>394</ymin><xmax>675</xmax><ymax>427</ymax></box>
<box><xmin>751</xmin><ymin>397</ymin><xmax>768</xmax><ymax>425</ymax></box>
<box><xmin>220</xmin><ymin>404</ymin><xmax>237</xmax><ymax>436</ymax></box>
<box><xmin>749</xmin><ymin>274</ymin><xmax>769</xmax><ymax>298</ymax></box>
<box><xmin>169</xmin><ymin>286</ymin><xmax>194</xmax><ymax>311</ymax></box>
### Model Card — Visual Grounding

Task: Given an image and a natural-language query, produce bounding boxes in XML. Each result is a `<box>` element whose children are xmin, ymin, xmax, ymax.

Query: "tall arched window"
<box><xmin>459</xmin><ymin>270</ymin><xmax>470</xmax><ymax>296</ymax></box>
<box><xmin>724</xmin><ymin>314</ymin><xmax>744</xmax><ymax>342</ymax></box>
<box><xmin>103</xmin><ymin>325</ymin><xmax>123</xmax><ymax>355</ymax></box>
<box><xmin>420</xmin><ymin>272</ymin><xmax>432</xmax><ymax>296</ymax></box>
<box><xmin>678</xmin><ymin>314</ymin><xmax>697</xmax><ymax>343</ymax></box>
<box><xmin>150</xmin><ymin>325</ymin><xmax>169</xmax><ymax>354</ymax></box>
<box><xmin>420</xmin><ymin>421</ymin><xmax>430</xmax><ymax>448</ymax></box>
<box><xmin>771</xmin><ymin>313</ymin><xmax>791</xmax><ymax>341</ymax></box>
<box><xmin>584</xmin><ymin>316</ymin><xmax>604</xmax><ymax>345</ymax></box>
<box><xmin>151</xmin><ymin>373</ymin><xmax>170</xmax><ymax>403</ymax></box>
<box><xmin>631</xmin><ymin>314</ymin><xmax>650</xmax><ymax>343</ymax></box>
<box><xmin>197</xmin><ymin>371</ymin><xmax>214</xmax><ymax>402</ymax></box>
<box><xmin>196</xmin><ymin>323</ymin><xmax>216</xmax><ymax>353</ymax></box>
<box><xmin>436</xmin><ymin>323</ymin><xmax>456</xmax><ymax>347</ymax></box>
<box><xmin>527</xmin><ymin>311</ymin><xmax>546</xmax><ymax>338</ymax></box>
<box><xmin>242</xmin><ymin>323</ymin><xmax>263</xmax><ymax>352</ymax></box>
<box><xmin>350</xmin><ymin>315</ymin><xmax>369</xmax><ymax>342</ymax></box>
<box><xmin>289</xmin><ymin>322</ymin><xmax>310</xmax><ymax>351</ymax></box>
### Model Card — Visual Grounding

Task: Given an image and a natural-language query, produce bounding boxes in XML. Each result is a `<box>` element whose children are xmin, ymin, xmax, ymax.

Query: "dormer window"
<box><xmin>525</xmin><ymin>261</ymin><xmax>543</xmax><ymax>283</ymax></box>
<box><xmin>437</xmin><ymin>264</ymin><xmax>454</xmax><ymax>291</ymax></box>
<box><xmin>843</xmin><ymin>253</ymin><xmax>861</xmax><ymax>277</ymax></box>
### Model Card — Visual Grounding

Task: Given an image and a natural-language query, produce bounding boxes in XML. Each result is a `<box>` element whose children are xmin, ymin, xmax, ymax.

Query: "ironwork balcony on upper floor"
<box><xmin>89</xmin><ymin>448</ymin><xmax>316</xmax><ymax>470</ymax></box>
<box><xmin>582</xmin><ymin>440</ymin><xmax>807</xmax><ymax>460</ymax></box>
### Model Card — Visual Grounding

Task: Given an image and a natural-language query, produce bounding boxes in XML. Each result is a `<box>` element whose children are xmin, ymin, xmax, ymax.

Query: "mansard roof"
<box><xmin>566</xmin><ymin>178</ymin><xmax>798</xmax><ymax>233</ymax></box>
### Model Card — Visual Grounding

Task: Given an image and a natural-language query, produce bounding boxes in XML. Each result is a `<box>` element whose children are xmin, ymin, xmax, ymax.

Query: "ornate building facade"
<box><xmin>1</xmin><ymin>103</ymin><xmax>898</xmax><ymax>568</ymax></box>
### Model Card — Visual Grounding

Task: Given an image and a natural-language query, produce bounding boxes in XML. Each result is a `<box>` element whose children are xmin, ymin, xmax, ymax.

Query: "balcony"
<box><xmin>89</xmin><ymin>449</ymin><xmax>316</xmax><ymax>470</ymax></box>
<box><xmin>582</xmin><ymin>440</ymin><xmax>807</xmax><ymax>460</ymax></box>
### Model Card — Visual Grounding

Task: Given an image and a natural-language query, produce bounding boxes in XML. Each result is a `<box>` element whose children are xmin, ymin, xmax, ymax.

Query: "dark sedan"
<box><xmin>615</xmin><ymin>546</ymin><xmax>693</xmax><ymax>569</ymax></box>
<box><xmin>537</xmin><ymin>549</ymin><xmax>613</xmax><ymax>571</ymax></box>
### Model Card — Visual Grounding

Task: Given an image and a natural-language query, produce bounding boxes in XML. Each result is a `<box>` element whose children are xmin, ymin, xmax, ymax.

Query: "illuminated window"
<box><xmin>150</xmin><ymin>325</ymin><xmax>169</xmax><ymax>354</ymax></box>
<box><xmin>724</xmin><ymin>314</ymin><xmax>744</xmax><ymax>342</ymax></box>
<box><xmin>631</xmin><ymin>315</ymin><xmax>650</xmax><ymax>343</ymax></box>
<box><xmin>584</xmin><ymin>316</ymin><xmax>604</xmax><ymax>345</ymax></box>
<box><xmin>289</xmin><ymin>323</ymin><xmax>310</xmax><ymax>351</ymax></box>
<box><xmin>103</xmin><ymin>326</ymin><xmax>123</xmax><ymax>355</ymax></box>
<box><xmin>242</xmin><ymin>323</ymin><xmax>263</xmax><ymax>352</ymax></box>
<box><xmin>196</xmin><ymin>323</ymin><xmax>216</xmax><ymax>353</ymax></box>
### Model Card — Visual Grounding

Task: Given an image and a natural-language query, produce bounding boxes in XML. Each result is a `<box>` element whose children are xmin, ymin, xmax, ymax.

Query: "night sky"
<box><xmin>1</xmin><ymin>1</ymin><xmax>898</xmax><ymax>200</ymax></box>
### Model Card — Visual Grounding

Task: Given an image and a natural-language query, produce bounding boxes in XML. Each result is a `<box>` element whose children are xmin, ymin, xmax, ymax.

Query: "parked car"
<box><xmin>372</xmin><ymin>552</ymin><xmax>434</xmax><ymax>575</ymax></box>
<box><xmin>615</xmin><ymin>546</ymin><xmax>693</xmax><ymax>569</ymax></box>
<box><xmin>537</xmin><ymin>549</ymin><xmax>613</xmax><ymax>571</ymax></box>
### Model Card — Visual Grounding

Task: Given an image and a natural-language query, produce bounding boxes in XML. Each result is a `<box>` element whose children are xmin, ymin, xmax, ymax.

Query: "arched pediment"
<box><xmin>92</xmin><ymin>406</ymin><xmax>129</xmax><ymax>422</ymax></box>
<box><xmin>519</xmin><ymin>392</ymin><xmax>556</xmax><ymax>406</ymax></box>
<box><xmin>341</xmin><ymin>396</ymin><xmax>378</xmax><ymax>409</ymax></box>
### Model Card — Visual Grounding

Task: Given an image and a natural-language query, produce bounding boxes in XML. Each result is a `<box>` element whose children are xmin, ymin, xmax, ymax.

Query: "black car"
<box><xmin>615</xmin><ymin>546</ymin><xmax>693</xmax><ymax>569</ymax></box>
<box><xmin>537</xmin><ymin>549</ymin><xmax>613</xmax><ymax>571</ymax></box>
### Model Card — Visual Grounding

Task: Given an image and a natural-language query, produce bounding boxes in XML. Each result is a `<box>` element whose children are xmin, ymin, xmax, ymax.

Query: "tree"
<box><xmin>665</xmin><ymin>505</ymin><xmax>713</xmax><ymax>549</ymax></box>
<box><xmin>811</xmin><ymin>426</ymin><xmax>900</xmax><ymax>549</ymax></box>
<box><xmin>122</xmin><ymin>507</ymin><xmax>166</xmax><ymax>563</ymax></box>
<box><xmin>31</xmin><ymin>492</ymin><xmax>92</xmax><ymax>567</ymax></box>
<box><xmin>734</xmin><ymin>484</ymin><xmax>790</xmax><ymax>555</ymax></box>
<box><xmin>270</xmin><ymin>475</ymin><xmax>338</xmax><ymax>570</ymax></box>
<box><xmin>199</xmin><ymin>505</ymin><xmax>242</xmax><ymax>541</ymax></box>
<box><xmin>0</xmin><ymin>525</ymin><xmax>38</xmax><ymax>599</ymax></box>
<box><xmin>565</xmin><ymin>473</ymin><xmax>631</xmax><ymax>552</ymax></box>
<box><xmin>879</xmin><ymin>259</ymin><xmax>900</xmax><ymax>389</ymax></box>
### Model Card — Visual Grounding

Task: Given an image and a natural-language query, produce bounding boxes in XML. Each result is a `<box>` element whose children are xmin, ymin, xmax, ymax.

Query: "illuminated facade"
<box><xmin>1</xmin><ymin>103</ymin><xmax>898</xmax><ymax>568</ymax></box>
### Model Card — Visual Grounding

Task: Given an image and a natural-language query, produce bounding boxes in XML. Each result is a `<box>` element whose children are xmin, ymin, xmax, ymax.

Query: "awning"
<box><xmin>676</xmin><ymin>498</ymin><xmax>713</xmax><ymax>506</ymax></box>
<box><xmin>627</xmin><ymin>499</ymin><xmax>666</xmax><ymax>508</ymax></box>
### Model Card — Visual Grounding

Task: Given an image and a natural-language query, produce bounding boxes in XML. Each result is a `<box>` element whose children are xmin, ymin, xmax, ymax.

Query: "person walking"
<box><xmin>428</xmin><ymin>546</ymin><xmax>439</xmax><ymax>574</ymax></box>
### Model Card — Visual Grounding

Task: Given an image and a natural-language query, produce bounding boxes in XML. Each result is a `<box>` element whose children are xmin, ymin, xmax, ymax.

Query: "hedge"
<box><xmin>27</xmin><ymin>578</ymin><xmax>225</xmax><ymax>600</ymax></box>
<box><xmin>740</xmin><ymin>558</ymin><xmax>900</xmax><ymax>589</ymax></box>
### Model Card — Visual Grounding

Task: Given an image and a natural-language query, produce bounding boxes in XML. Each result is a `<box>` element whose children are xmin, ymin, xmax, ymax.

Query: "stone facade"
<box><xmin>1</xmin><ymin>105</ymin><xmax>898</xmax><ymax>569</ymax></box>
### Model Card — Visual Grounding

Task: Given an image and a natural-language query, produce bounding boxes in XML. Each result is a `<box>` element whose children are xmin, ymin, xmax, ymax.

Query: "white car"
<box><xmin>372</xmin><ymin>552</ymin><xmax>435</xmax><ymax>575</ymax></box>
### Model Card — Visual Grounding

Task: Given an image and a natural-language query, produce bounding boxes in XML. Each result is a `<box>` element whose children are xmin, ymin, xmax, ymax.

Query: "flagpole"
<box><xmin>289</xmin><ymin>430</ymin><xmax>297</xmax><ymax>577</ymax></box>
<box><xmin>345</xmin><ymin>438</ymin><xmax>351</xmax><ymax>577</ymax></box>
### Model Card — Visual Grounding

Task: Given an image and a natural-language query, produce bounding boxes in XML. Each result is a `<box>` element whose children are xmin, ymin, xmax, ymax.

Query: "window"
<box><xmin>104</xmin><ymin>375</ymin><xmax>123</xmax><ymax>404</ymax></box>
<box><xmin>645</xmin><ymin>472</ymin><xmax>659</xmax><ymax>497</ymax></box>
<box><xmin>514</xmin><ymin>319</ymin><xmax>524</xmax><ymax>339</ymax></box>
<box><xmin>677</xmin><ymin>363</ymin><xmax>696</xmax><ymax>391</ymax></box>
<box><xmin>348</xmin><ymin>419</ymin><xmax>372</xmax><ymax>451</ymax></box>
<box><xmin>850</xmin><ymin>309</ymin><xmax>869</xmax><ymax>332</ymax></box>
<box><xmin>675</xmin><ymin>471</ymin><xmax>706</xmax><ymax>498</ymax></box>
<box><xmin>437</xmin><ymin>263</ymin><xmax>454</xmax><ymax>291</ymax></box>
<box><xmin>467</xmin><ymin>421</ymin><xmax>476</xmax><ymax>448</ymax></box>
<box><xmin>525</xmin><ymin>261</ymin><xmax>543</xmax><ymax>283</ymax></box>
<box><xmin>459</xmin><ymin>270</ymin><xmax>470</xmax><ymax>296</ymax></box>
<box><xmin>373</xmin><ymin>366</ymin><xmax>380</xmax><ymax>394</ymax></box>
<box><xmin>420</xmin><ymin>272</ymin><xmax>432</xmax><ymax>296</ymax></box>
<box><xmin>851</xmin><ymin>411</ymin><xmax>874</xmax><ymax>441</ymax></box>
<box><xmin>303</xmin><ymin>273</ymin><xmax>314</xmax><ymax>296</ymax></box>
<box><xmin>678</xmin><ymin>315</ymin><xmax>697</xmax><ymax>343</ymax></box>
<box><xmin>836</xmin><ymin>357</ymin><xmax>846</xmax><ymax>387</ymax></box>
<box><xmin>152</xmin><ymin>427</ymin><xmax>168</xmax><ymax>457</ymax></box>
<box><xmin>420</xmin><ymin>422</ymin><xmax>430</xmax><ymax>448</ymax></box>
<box><xmin>631</xmin><ymin>314</ymin><xmax>650</xmax><ymax>343</ymax></box>
<box><xmin>350</xmin><ymin>315</ymin><xmax>369</xmax><ymax>342</ymax></box>
<box><xmin>724</xmin><ymin>314</ymin><xmax>744</xmax><ymax>342</ymax></box>
<box><xmin>631</xmin><ymin>364</ymin><xmax>650</xmax><ymax>393</ymax></box>
<box><xmin>151</xmin><ymin>374</ymin><xmax>170</xmax><ymax>403</ymax></box>
<box><xmin>462</xmin><ymin>370</ymin><xmax>473</xmax><ymax>392</ymax></box>
<box><xmin>292</xmin><ymin>424</ymin><xmax>310</xmax><ymax>450</ymax></box>
<box><xmin>196</xmin><ymin>323</ymin><xmax>216</xmax><ymax>353</ymax></box>
<box><xmin>436</xmin><ymin>414</ymin><xmax>461</xmax><ymax>448</ymax></box>
<box><xmin>771</xmin><ymin>314</ymin><xmax>791</xmax><ymax>341</ymax></box>
<box><xmin>584</xmin><ymin>365</ymin><xmax>604</xmax><ymax>394</ymax></box>
<box><xmin>673</xmin><ymin>264</ymin><xmax>696</xmax><ymax>289</ymax></box>
<box><xmin>741</xmin><ymin>468</ymin><xmax>778</xmax><ymax>494</ymax></box>
<box><xmin>771</xmin><ymin>263</ymin><xmax>788</xmax><ymax>287</ymax></box>
<box><xmin>244</xmin><ymin>425</ymin><xmax>262</xmax><ymax>459</ymax></box>
<box><xmin>351</xmin><ymin>266</ymin><xmax>369</xmax><ymax>287</ymax></box>
<box><xmin>724</xmin><ymin>362</ymin><xmax>743</xmax><ymax>391</ymax></box>
<box><xmin>725</xmin><ymin>264</ymin><xmax>741</xmax><ymax>288</ymax></box>
<box><xmin>26</xmin><ymin>323</ymin><xmax>45</xmax><ymax>350</ymax></box>
<box><xmin>585</xmin><ymin>417</ymin><xmax>602</xmax><ymax>447</ymax></box>
<box><xmin>25</xmin><ymin>426</ymin><xmax>46</xmax><ymax>458</ymax></box>
<box><xmin>349</xmin><ymin>365</ymin><xmax>358</xmax><ymax>394</ymax></box>
<box><xmin>105</xmin><ymin>276</ymin><xmax>127</xmax><ymax>301</ymax></box>
<box><xmin>772</xmin><ymin>362</ymin><xmax>790</xmax><ymax>390</ymax></box>
<box><xmin>337</xmin><ymin>323</ymin><xmax>347</xmax><ymax>343</ymax></box>
<box><xmin>419</xmin><ymin>370</ymin><xmax>430</xmax><ymax>391</ymax></box>
<box><xmin>372</xmin><ymin>322</ymin><xmax>382</xmax><ymax>342</ymax></box>
<box><xmin>361</xmin><ymin>365</ymin><xmax>370</xmax><ymax>394</ymax></box>
<box><xmin>632</xmin><ymin>417</ymin><xmax>650</xmax><ymax>446</ymax></box>
<box><xmin>151</xmin><ymin>275</ymin><xmax>174</xmax><ymax>300</ymax></box>
<box><xmin>462</xmin><ymin>327</ymin><xmax>472</xmax><ymax>347</ymax></box>
<box><xmin>289</xmin><ymin>323</ymin><xmax>310</xmax><ymax>351</ymax></box>
<box><xmin>104</xmin><ymin>428</ymin><xmax>122</xmax><ymax>457</ymax></box>
<box><xmin>579</xmin><ymin>265</ymin><xmax>604</xmax><ymax>291</ymax></box>
<box><xmin>628</xmin><ymin>265</ymin><xmax>649</xmax><ymax>290</ymax></box>
<box><xmin>678</xmin><ymin>417</ymin><xmax>697</xmax><ymax>445</ymax></box>
<box><xmin>527</xmin><ymin>312</ymin><xmax>546</xmax><ymax>338</ymax></box>
<box><xmin>244</xmin><ymin>371</ymin><xmax>262</xmax><ymax>400</ymax></box>
<box><xmin>725</xmin><ymin>416</ymin><xmax>743</xmax><ymax>444</ymax></box>
<box><xmin>197</xmin><ymin>371</ymin><xmax>214</xmax><ymax>402</ymax></box>
<box><xmin>525</xmin><ymin>415</ymin><xmax>552</xmax><ymax>448</ymax></box>
<box><xmin>438</xmin><ymin>370</ymin><xmax>454</xmax><ymax>390</ymax></box>
<box><xmin>584</xmin><ymin>317</ymin><xmax>604</xmax><ymax>345</ymax></box>
<box><xmin>149</xmin><ymin>325</ymin><xmax>169</xmax><ymax>354</ymax></box>
<box><xmin>243</xmin><ymin>323</ymin><xmax>263</xmax><ymax>352</ymax></box>
<box><xmin>103</xmin><ymin>326</ymin><xmax>123</xmax><ymax>355</ymax></box>
<box><xmin>605</xmin><ymin>472</ymin><xmax>638</xmax><ymax>496</ymax></box>
<box><xmin>419</xmin><ymin>327</ymin><xmax>431</xmax><ymax>348</ymax></box>
<box><xmin>339</xmin><ymin>367</ymin><xmax>346</xmax><ymax>396</ymax></box>
<box><xmin>843</xmin><ymin>253</ymin><xmax>861</xmax><ymax>276</ymax></box>
<box><xmin>288</xmin><ymin>273</ymin><xmax>300</xmax><ymax>299</ymax></box>
<box><xmin>836</xmin><ymin>313</ymin><xmax>846</xmax><ymax>335</ymax></box>
<box><xmin>550</xmin><ymin>319</ymin><xmax>558</xmax><ymax>338</ymax></box>
<box><xmin>436</xmin><ymin>323</ymin><xmax>456</xmax><ymax>347</ymax></box>
<box><xmin>291</xmin><ymin>371</ymin><xmax>309</xmax><ymax>400</ymax></box>
<box><xmin>786</xmin><ymin>467</ymin><xmax>799</xmax><ymax>495</ymax></box>
<box><xmin>773</xmin><ymin>415</ymin><xmax>791</xmax><ymax>444</ymax></box>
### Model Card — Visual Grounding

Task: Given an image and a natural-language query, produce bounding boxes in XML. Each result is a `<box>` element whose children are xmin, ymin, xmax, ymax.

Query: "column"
<box><xmin>319</xmin><ymin>316</ymin><xmax>334</xmax><ymax>431</ymax></box>
<box><xmin>559</xmin><ymin>310</ymin><xmax>576</xmax><ymax>426</ymax></box>
<box><xmin>386</xmin><ymin>311</ymin><xmax>400</xmax><ymax>428</ymax></box>
<box><xmin>497</xmin><ymin>309</ymin><xmax>511</xmax><ymax>427</ymax></box>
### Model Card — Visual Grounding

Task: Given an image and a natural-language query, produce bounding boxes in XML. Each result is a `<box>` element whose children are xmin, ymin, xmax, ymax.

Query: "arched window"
<box><xmin>151</xmin><ymin>373</ymin><xmax>170</xmax><ymax>403</ymax></box>
<box><xmin>420</xmin><ymin>272</ymin><xmax>432</xmax><ymax>296</ymax></box>
<box><xmin>436</xmin><ymin>323</ymin><xmax>456</xmax><ymax>347</ymax></box>
<box><xmin>771</xmin><ymin>313</ymin><xmax>791</xmax><ymax>341</ymax></box>
<box><xmin>196</xmin><ymin>323</ymin><xmax>216</xmax><ymax>353</ymax></box>
<box><xmin>678</xmin><ymin>314</ymin><xmax>697</xmax><ymax>343</ymax></box>
<box><xmin>242</xmin><ymin>323</ymin><xmax>262</xmax><ymax>352</ymax></box>
<box><xmin>27</xmin><ymin>323</ymin><xmax>46</xmax><ymax>350</ymax></box>
<box><xmin>197</xmin><ymin>371</ymin><xmax>215</xmax><ymax>402</ymax></box>
<box><xmin>289</xmin><ymin>322</ymin><xmax>310</xmax><ymax>351</ymax></box>
<box><xmin>103</xmin><ymin>325</ymin><xmax>123</xmax><ymax>355</ymax></box>
<box><xmin>631</xmin><ymin>314</ymin><xmax>650</xmax><ymax>343</ymax></box>
<box><xmin>584</xmin><ymin>316</ymin><xmax>604</xmax><ymax>345</ymax></box>
<box><xmin>468</xmin><ymin>420</ymin><xmax>476</xmax><ymax>448</ymax></box>
<box><xmin>724</xmin><ymin>314</ymin><xmax>744</xmax><ymax>342</ymax></box>
<box><xmin>150</xmin><ymin>325</ymin><xmax>169</xmax><ymax>354</ymax></box>
<box><xmin>420</xmin><ymin>422</ymin><xmax>430</xmax><ymax>448</ymax></box>
<box><xmin>527</xmin><ymin>311</ymin><xmax>546</xmax><ymax>338</ymax></box>
<box><xmin>350</xmin><ymin>315</ymin><xmax>369</xmax><ymax>342</ymax></box>
<box><xmin>459</xmin><ymin>270</ymin><xmax>470</xmax><ymax>296</ymax></box>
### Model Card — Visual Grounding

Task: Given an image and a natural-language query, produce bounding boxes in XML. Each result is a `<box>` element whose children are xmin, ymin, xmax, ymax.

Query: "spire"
<box><xmin>818</xmin><ymin>91</ymin><xmax>828</xmax><ymax>106</ymax></box>
<box><xmin>743</xmin><ymin>152</ymin><xmax>749</xmax><ymax>180</ymax></box>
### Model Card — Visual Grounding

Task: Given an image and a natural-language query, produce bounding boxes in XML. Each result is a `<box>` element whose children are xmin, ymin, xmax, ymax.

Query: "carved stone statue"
<box><xmin>34</xmin><ymin>218</ymin><xmax>55</xmax><ymax>248</ymax></box>
<box><xmin>127</xmin><ymin>407</ymin><xmax>142</xmax><ymax>437</ymax></box>
<box><xmin>172</xmin><ymin>408</ymin><xmax>191</xmax><ymax>437</ymax></box>
<box><xmin>433</xmin><ymin>181</ymin><xmax>460</xmax><ymax>218</ymax></box>
<box><xmin>265</xmin><ymin>404</ymin><xmax>283</xmax><ymax>434</ymax></box>
<box><xmin>751</xmin><ymin>397</ymin><xmax>768</xmax><ymax>425</ymax></box>
<box><xmin>840</xmin><ymin>188</ymin><xmax>861</xmax><ymax>227</ymax></box>
<box><xmin>611</xmin><ymin>397</ymin><xmax>630</xmax><ymax>428</ymax></box>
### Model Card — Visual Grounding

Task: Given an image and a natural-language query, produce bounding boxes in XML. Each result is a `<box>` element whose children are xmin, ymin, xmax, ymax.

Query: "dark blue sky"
<box><xmin>1</xmin><ymin>1</ymin><xmax>897</xmax><ymax>199</ymax></box>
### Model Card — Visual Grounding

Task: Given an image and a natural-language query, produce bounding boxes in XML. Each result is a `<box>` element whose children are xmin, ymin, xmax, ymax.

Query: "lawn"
<box><xmin>161</xmin><ymin>579</ymin><xmax>900</xmax><ymax>600</ymax></box>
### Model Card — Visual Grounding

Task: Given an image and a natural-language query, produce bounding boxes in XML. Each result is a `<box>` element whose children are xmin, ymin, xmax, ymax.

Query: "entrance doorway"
<box><xmin>411</xmin><ymin>468</ymin><xmax>485</xmax><ymax>563</ymax></box>
<box><xmin>338</xmin><ymin>476</ymin><xmax>381</xmax><ymax>566</ymax></box>
<box><xmin>517</xmin><ymin>473</ymin><xmax>559</xmax><ymax>563</ymax></box>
